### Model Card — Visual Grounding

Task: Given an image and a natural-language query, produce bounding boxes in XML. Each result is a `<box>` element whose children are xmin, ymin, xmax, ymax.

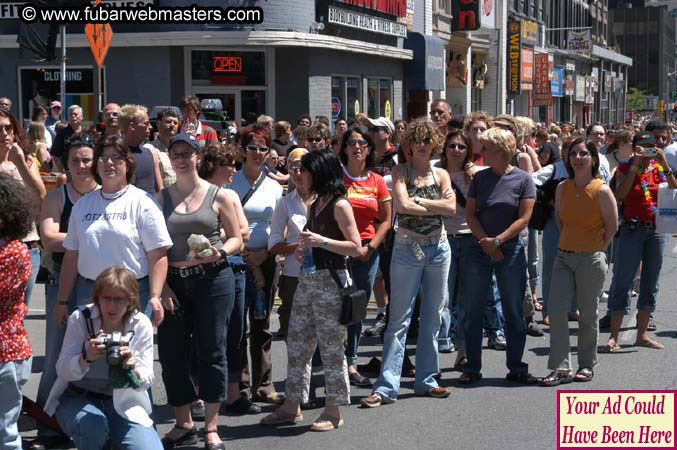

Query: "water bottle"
<box><xmin>253</xmin><ymin>289</ymin><xmax>267</xmax><ymax>320</ymax></box>
<box><xmin>301</xmin><ymin>246</ymin><xmax>316</xmax><ymax>275</ymax></box>
<box><xmin>184</xmin><ymin>122</ymin><xmax>197</xmax><ymax>136</ymax></box>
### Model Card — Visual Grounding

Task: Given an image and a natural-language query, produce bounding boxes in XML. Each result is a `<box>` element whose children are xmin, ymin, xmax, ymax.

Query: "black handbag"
<box><xmin>529</xmin><ymin>170</ymin><xmax>558</xmax><ymax>231</ymax></box>
<box><xmin>327</xmin><ymin>265</ymin><xmax>369</xmax><ymax>326</ymax></box>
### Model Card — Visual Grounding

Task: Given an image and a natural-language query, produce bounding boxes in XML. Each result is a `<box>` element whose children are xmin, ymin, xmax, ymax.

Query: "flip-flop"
<box><xmin>598</xmin><ymin>343</ymin><xmax>621</xmax><ymax>353</ymax></box>
<box><xmin>574</xmin><ymin>367</ymin><xmax>594</xmax><ymax>382</ymax></box>
<box><xmin>634</xmin><ymin>340</ymin><xmax>664</xmax><ymax>349</ymax></box>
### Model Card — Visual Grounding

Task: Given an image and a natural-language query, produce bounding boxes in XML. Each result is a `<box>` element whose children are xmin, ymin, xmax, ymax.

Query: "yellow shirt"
<box><xmin>558</xmin><ymin>178</ymin><xmax>606</xmax><ymax>252</ymax></box>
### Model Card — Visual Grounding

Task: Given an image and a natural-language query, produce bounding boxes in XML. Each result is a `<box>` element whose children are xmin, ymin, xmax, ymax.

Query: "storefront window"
<box><xmin>192</xmin><ymin>51</ymin><xmax>266</xmax><ymax>86</ymax></box>
<box><xmin>368</xmin><ymin>79</ymin><xmax>378</xmax><ymax>119</ymax></box>
<box><xmin>331</xmin><ymin>77</ymin><xmax>345</xmax><ymax>130</ymax></box>
<box><xmin>241</xmin><ymin>90</ymin><xmax>266</xmax><ymax>125</ymax></box>
<box><xmin>329</xmin><ymin>76</ymin><xmax>362</xmax><ymax>129</ymax></box>
<box><xmin>346</xmin><ymin>77</ymin><xmax>360</xmax><ymax>122</ymax></box>
<box><xmin>379</xmin><ymin>80</ymin><xmax>393</xmax><ymax>120</ymax></box>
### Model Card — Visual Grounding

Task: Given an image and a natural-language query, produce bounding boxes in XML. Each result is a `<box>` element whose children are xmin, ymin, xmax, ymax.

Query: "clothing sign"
<box><xmin>451</xmin><ymin>0</ymin><xmax>481</xmax><ymax>31</ymax></box>
<box><xmin>520</xmin><ymin>48</ymin><xmax>534</xmax><ymax>91</ymax></box>
<box><xmin>520</xmin><ymin>19</ymin><xmax>539</xmax><ymax>46</ymax></box>
<box><xmin>533</xmin><ymin>53</ymin><xmax>552</xmax><ymax>106</ymax></box>
<box><xmin>551</xmin><ymin>67</ymin><xmax>564</xmax><ymax>97</ymax></box>
<box><xmin>567</xmin><ymin>30</ymin><xmax>591</xmax><ymax>57</ymax></box>
<box><xmin>507</xmin><ymin>20</ymin><xmax>521</xmax><ymax>95</ymax></box>
<box><xmin>328</xmin><ymin>6</ymin><xmax>407</xmax><ymax>37</ymax></box>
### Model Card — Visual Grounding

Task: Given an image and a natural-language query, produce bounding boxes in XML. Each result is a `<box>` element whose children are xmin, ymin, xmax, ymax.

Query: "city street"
<box><xmin>18</xmin><ymin>238</ymin><xmax>677</xmax><ymax>450</ymax></box>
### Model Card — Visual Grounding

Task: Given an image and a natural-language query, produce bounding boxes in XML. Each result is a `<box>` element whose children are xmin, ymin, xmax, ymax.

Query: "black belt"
<box><xmin>24</xmin><ymin>240</ymin><xmax>40</xmax><ymax>248</ymax></box>
<box><xmin>168</xmin><ymin>258</ymin><xmax>229</xmax><ymax>278</ymax></box>
<box><xmin>558</xmin><ymin>248</ymin><xmax>586</xmax><ymax>254</ymax></box>
<box><xmin>68</xmin><ymin>383</ymin><xmax>112</xmax><ymax>401</ymax></box>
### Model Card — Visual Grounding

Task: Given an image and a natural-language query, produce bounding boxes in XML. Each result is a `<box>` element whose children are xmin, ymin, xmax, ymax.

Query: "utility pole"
<box><xmin>59</xmin><ymin>25</ymin><xmax>66</xmax><ymax>121</ymax></box>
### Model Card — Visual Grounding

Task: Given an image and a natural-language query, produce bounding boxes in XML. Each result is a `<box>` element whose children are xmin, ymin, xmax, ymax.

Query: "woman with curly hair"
<box><xmin>0</xmin><ymin>172</ymin><xmax>35</xmax><ymax>450</ymax></box>
<box><xmin>361</xmin><ymin>118</ymin><xmax>455</xmax><ymax>407</ymax></box>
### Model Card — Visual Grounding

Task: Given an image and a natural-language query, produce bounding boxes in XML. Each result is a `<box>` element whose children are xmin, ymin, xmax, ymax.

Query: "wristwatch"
<box><xmin>414</xmin><ymin>196</ymin><xmax>422</xmax><ymax>205</ymax></box>
<box><xmin>494</xmin><ymin>237</ymin><xmax>501</xmax><ymax>247</ymax></box>
<box><xmin>321</xmin><ymin>238</ymin><xmax>330</xmax><ymax>249</ymax></box>
<box><xmin>81</xmin><ymin>344</ymin><xmax>94</xmax><ymax>364</ymax></box>
<box><xmin>218</xmin><ymin>248</ymin><xmax>228</xmax><ymax>259</ymax></box>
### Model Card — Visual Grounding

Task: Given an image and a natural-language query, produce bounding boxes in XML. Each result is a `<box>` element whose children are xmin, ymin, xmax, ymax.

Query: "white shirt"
<box><xmin>268</xmin><ymin>189</ymin><xmax>308</xmax><ymax>277</ymax></box>
<box><xmin>664</xmin><ymin>143</ymin><xmax>677</xmax><ymax>171</ymax></box>
<box><xmin>532</xmin><ymin>160</ymin><xmax>569</xmax><ymax>186</ymax></box>
<box><xmin>63</xmin><ymin>184</ymin><xmax>172</xmax><ymax>280</ymax></box>
<box><xmin>45</xmin><ymin>305</ymin><xmax>155</xmax><ymax>427</ymax></box>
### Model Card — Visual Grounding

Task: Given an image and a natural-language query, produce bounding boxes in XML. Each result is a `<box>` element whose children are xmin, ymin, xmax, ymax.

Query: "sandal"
<box><xmin>574</xmin><ymin>368</ymin><xmax>594</xmax><ymax>383</ymax></box>
<box><xmin>161</xmin><ymin>424</ymin><xmax>198</xmax><ymax>449</ymax></box>
<box><xmin>540</xmin><ymin>371</ymin><xmax>574</xmax><ymax>387</ymax></box>
<box><xmin>203</xmin><ymin>430</ymin><xmax>225</xmax><ymax>450</ymax></box>
<box><xmin>599</xmin><ymin>343</ymin><xmax>621</xmax><ymax>353</ymax></box>
<box><xmin>310</xmin><ymin>413</ymin><xmax>344</xmax><ymax>432</ymax></box>
<box><xmin>634</xmin><ymin>339</ymin><xmax>664</xmax><ymax>350</ymax></box>
<box><xmin>458</xmin><ymin>372</ymin><xmax>482</xmax><ymax>385</ymax></box>
<box><xmin>260</xmin><ymin>409</ymin><xmax>303</xmax><ymax>426</ymax></box>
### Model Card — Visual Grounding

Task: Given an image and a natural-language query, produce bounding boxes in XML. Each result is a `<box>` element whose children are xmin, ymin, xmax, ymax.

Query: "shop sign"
<box><xmin>192</xmin><ymin>50</ymin><xmax>265</xmax><ymax>86</ymax></box>
<box><xmin>551</xmin><ymin>67</ymin><xmax>564</xmax><ymax>97</ymax></box>
<box><xmin>384</xmin><ymin>100</ymin><xmax>392</xmax><ymax>120</ymax></box>
<box><xmin>565</xmin><ymin>60</ymin><xmax>576</xmax><ymax>72</ymax></box>
<box><xmin>590</xmin><ymin>67</ymin><xmax>599</xmax><ymax>93</ymax></box>
<box><xmin>507</xmin><ymin>20</ymin><xmax>521</xmax><ymax>95</ymax></box>
<box><xmin>331</xmin><ymin>96</ymin><xmax>341</xmax><ymax>118</ymax></box>
<box><xmin>451</xmin><ymin>0</ymin><xmax>481</xmax><ymax>31</ymax></box>
<box><xmin>328</xmin><ymin>6</ymin><xmax>407</xmax><ymax>37</ymax></box>
<box><xmin>585</xmin><ymin>76</ymin><xmax>594</xmax><ymax>104</ymax></box>
<box><xmin>481</xmin><ymin>0</ymin><xmax>495</xmax><ymax>29</ymax></box>
<box><xmin>564</xmin><ymin>76</ymin><xmax>575</xmax><ymax>97</ymax></box>
<box><xmin>520</xmin><ymin>48</ymin><xmax>534</xmax><ymax>91</ymax></box>
<box><xmin>521</xmin><ymin>19</ymin><xmax>539</xmax><ymax>46</ymax></box>
<box><xmin>567</xmin><ymin>30</ymin><xmax>591</xmax><ymax>57</ymax></box>
<box><xmin>336</xmin><ymin>0</ymin><xmax>407</xmax><ymax>18</ymax></box>
<box><xmin>406</xmin><ymin>0</ymin><xmax>415</xmax><ymax>31</ymax></box>
<box><xmin>575</xmin><ymin>75</ymin><xmax>586</xmax><ymax>102</ymax></box>
<box><xmin>533</xmin><ymin>53</ymin><xmax>552</xmax><ymax>106</ymax></box>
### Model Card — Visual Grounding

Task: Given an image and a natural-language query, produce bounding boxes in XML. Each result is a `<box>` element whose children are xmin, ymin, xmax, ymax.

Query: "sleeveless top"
<box><xmin>2</xmin><ymin>164</ymin><xmax>40</xmax><ymax>242</ymax></box>
<box><xmin>558</xmin><ymin>179</ymin><xmax>606</xmax><ymax>252</ymax></box>
<box><xmin>130</xmin><ymin>145</ymin><xmax>156</xmax><ymax>195</ymax></box>
<box><xmin>162</xmin><ymin>184</ymin><xmax>223</xmax><ymax>262</ymax></box>
<box><xmin>52</xmin><ymin>184</ymin><xmax>75</xmax><ymax>265</ymax></box>
<box><xmin>306</xmin><ymin>195</ymin><xmax>347</xmax><ymax>270</ymax></box>
<box><xmin>397</xmin><ymin>165</ymin><xmax>444</xmax><ymax>235</ymax></box>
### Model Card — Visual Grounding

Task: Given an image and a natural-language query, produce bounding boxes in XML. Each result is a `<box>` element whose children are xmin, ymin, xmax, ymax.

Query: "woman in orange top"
<box><xmin>541</xmin><ymin>138</ymin><xmax>617</xmax><ymax>386</ymax></box>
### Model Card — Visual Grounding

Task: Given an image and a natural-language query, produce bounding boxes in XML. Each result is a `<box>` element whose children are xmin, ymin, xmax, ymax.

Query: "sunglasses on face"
<box><xmin>246</xmin><ymin>145</ymin><xmax>269</xmax><ymax>153</ymax></box>
<box><xmin>430</xmin><ymin>109</ymin><xmax>446</xmax><ymax>116</ymax></box>
<box><xmin>289</xmin><ymin>166</ymin><xmax>307</xmax><ymax>174</ymax></box>
<box><xmin>570</xmin><ymin>150</ymin><xmax>591</xmax><ymax>158</ymax></box>
<box><xmin>348</xmin><ymin>139</ymin><xmax>368</xmax><ymax>147</ymax></box>
<box><xmin>0</xmin><ymin>124</ymin><xmax>14</xmax><ymax>133</ymax></box>
<box><xmin>104</xmin><ymin>111</ymin><xmax>119</xmax><ymax>117</ymax></box>
<box><xmin>169</xmin><ymin>151</ymin><xmax>195</xmax><ymax>160</ymax></box>
<box><xmin>98</xmin><ymin>155</ymin><xmax>125</xmax><ymax>164</ymax></box>
<box><xmin>414</xmin><ymin>137</ymin><xmax>433</xmax><ymax>145</ymax></box>
<box><xmin>447</xmin><ymin>143</ymin><xmax>467</xmax><ymax>150</ymax></box>
<box><xmin>220</xmin><ymin>161</ymin><xmax>237</xmax><ymax>168</ymax></box>
<box><xmin>307</xmin><ymin>137</ymin><xmax>324</xmax><ymax>143</ymax></box>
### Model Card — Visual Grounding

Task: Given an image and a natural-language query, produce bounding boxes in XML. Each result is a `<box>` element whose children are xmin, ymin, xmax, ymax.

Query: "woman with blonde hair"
<box><xmin>26</xmin><ymin>121</ymin><xmax>52</xmax><ymax>171</ymax></box>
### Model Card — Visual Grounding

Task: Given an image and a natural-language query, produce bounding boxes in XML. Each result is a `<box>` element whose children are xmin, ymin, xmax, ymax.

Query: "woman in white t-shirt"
<box><xmin>55</xmin><ymin>135</ymin><xmax>173</xmax><ymax>329</ymax></box>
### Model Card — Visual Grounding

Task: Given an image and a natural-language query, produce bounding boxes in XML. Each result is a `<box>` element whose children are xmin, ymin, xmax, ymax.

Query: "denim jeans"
<box><xmin>607</xmin><ymin>226</ymin><xmax>667</xmax><ymax>315</ymax></box>
<box><xmin>373</xmin><ymin>235</ymin><xmax>450</xmax><ymax>400</ymax></box>
<box><xmin>157</xmin><ymin>266</ymin><xmax>234</xmax><ymax>406</ymax></box>
<box><xmin>484</xmin><ymin>276</ymin><xmax>505</xmax><ymax>337</ymax></box>
<box><xmin>55</xmin><ymin>387</ymin><xmax>162</xmax><ymax>450</ymax></box>
<box><xmin>439</xmin><ymin>235</ymin><xmax>471</xmax><ymax>350</ymax></box>
<box><xmin>24</xmin><ymin>245</ymin><xmax>40</xmax><ymax>306</ymax></box>
<box><xmin>527</xmin><ymin>228</ymin><xmax>540</xmax><ymax>290</ymax></box>
<box><xmin>0</xmin><ymin>359</ymin><xmax>30</xmax><ymax>450</ymax></box>
<box><xmin>76</xmin><ymin>275</ymin><xmax>152</xmax><ymax>319</ymax></box>
<box><xmin>459</xmin><ymin>238</ymin><xmax>529</xmax><ymax>375</ymax></box>
<box><xmin>36</xmin><ymin>266</ymin><xmax>82</xmax><ymax>438</ymax></box>
<box><xmin>346</xmin><ymin>250</ymin><xmax>380</xmax><ymax>366</ymax></box>
<box><xmin>227</xmin><ymin>262</ymin><xmax>247</xmax><ymax>383</ymax></box>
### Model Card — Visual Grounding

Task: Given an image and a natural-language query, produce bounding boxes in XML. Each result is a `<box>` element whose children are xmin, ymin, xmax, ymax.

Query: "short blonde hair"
<box><xmin>92</xmin><ymin>266</ymin><xmax>140</xmax><ymax>323</ymax></box>
<box><xmin>479</xmin><ymin>128</ymin><xmax>517</xmax><ymax>161</ymax></box>
<box><xmin>119</xmin><ymin>104</ymin><xmax>148</xmax><ymax>133</ymax></box>
<box><xmin>512</xmin><ymin>116</ymin><xmax>534</xmax><ymax>147</ymax></box>
<box><xmin>402</xmin><ymin>118</ymin><xmax>444</xmax><ymax>159</ymax></box>
<box><xmin>256</xmin><ymin>114</ymin><xmax>274</xmax><ymax>129</ymax></box>
<box><xmin>464</xmin><ymin>111</ymin><xmax>494</xmax><ymax>132</ymax></box>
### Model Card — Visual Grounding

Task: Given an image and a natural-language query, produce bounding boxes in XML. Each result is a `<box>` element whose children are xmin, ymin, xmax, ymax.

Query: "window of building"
<box><xmin>367</xmin><ymin>78</ymin><xmax>393</xmax><ymax>120</ymax></box>
<box><xmin>330</xmin><ymin>75</ymin><xmax>362</xmax><ymax>128</ymax></box>
<box><xmin>191</xmin><ymin>50</ymin><xmax>266</xmax><ymax>87</ymax></box>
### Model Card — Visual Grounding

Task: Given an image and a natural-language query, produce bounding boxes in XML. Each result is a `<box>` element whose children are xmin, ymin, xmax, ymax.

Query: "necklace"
<box><xmin>179</xmin><ymin>184</ymin><xmax>201</xmax><ymax>210</ymax></box>
<box><xmin>639</xmin><ymin>160</ymin><xmax>666</xmax><ymax>217</ymax></box>
<box><xmin>100</xmin><ymin>185</ymin><xmax>130</xmax><ymax>201</ymax></box>
<box><xmin>70</xmin><ymin>183</ymin><xmax>98</xmax><ymax>197</ymax></box>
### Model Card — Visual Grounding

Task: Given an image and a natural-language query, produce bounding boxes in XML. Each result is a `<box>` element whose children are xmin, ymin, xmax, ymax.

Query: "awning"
<box><xmin>404</xmin><ymin>32</ymin><xmax>445</xmax><ymax>91</ymax></box>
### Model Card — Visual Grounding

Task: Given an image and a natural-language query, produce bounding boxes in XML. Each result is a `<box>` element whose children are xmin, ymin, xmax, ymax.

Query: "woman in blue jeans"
<box><xmin>360</xmin><ymin>118</ymin><xmax>455</xmax><ymax>407</ymax></box>
<box><xmin>604</xmin><ymin>131</ymin><xmax>677</xmax><ymax>352</ymax></box>
<box><xmin>340</xmin><ymin>125</ymin><xmax>392</xmax><ymax>387</ymax></box>
<box><xmin>459</xmin><ymin>127</ymin><xmax>538</xmax><ymax>385</ymax></box>
<box><xmin>156</xmin><ymin>133</ymin><xmax>242</xmax><ymax>450</ymax></box>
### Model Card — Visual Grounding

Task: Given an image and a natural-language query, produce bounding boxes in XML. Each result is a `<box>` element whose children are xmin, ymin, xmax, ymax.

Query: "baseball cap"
<box><xmin>364</xmin><ymin>117</ymin><xmax>395</xmax><ymax>135</ymax></box>
<box><xmin>50</xmin><ymin>101</ymin><xmax>62</xmax><ymax>109</ymax></box>
<box><xmin>287</xmin><ymin>148</ymin><xmax>309</xmax><ymax>166</ymax></box>
<box><xmin>493</xmin><ymin>115</ymin><xmax>517</xmax><ymax>135</ymax></box>
<box><xmin>632</xmin><ymin>131</ymin><xmax>656</xmax><ymax>147</ymax></box>
<box><xmin>169</xmin><ymin>133</ymin><xmax>200</xmax><ymax>151</ymax></box>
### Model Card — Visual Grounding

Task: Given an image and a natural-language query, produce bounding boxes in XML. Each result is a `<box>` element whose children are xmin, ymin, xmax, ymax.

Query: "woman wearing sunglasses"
<box><xmin>307</xmin><ymin>124</ymin><xmax>331</xmax><ymax>152</ymax></box>
<box><xmin>604</xmin><ymin>131</ymin><xmax>677</xmax><ymax>353</ymax></box>
<box><xmin>229</xmin><ymin>125</ymin><xmax>284</xmax><ymax>405</ymax></box>
<box><xmin>55</xmin><ymin>135</ymin><xmax>172</xmax><ymax>329</ymax></box>
<box><xmin>540</xmin><ymin>138</ymin><xmax>617</xmax><ymax>385</ymax></box>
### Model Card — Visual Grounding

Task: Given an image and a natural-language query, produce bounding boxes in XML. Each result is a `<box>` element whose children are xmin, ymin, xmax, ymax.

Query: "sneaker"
<box><xmin>526</xmin><ymin>320</ymin><xmax>544</xmax><ymax>337</ymax></box>
<box><xmin>191</xmin><ymin>400</ymin><xmax>205</xmax><ymax>421</ymax></box>
<box><xmin>646</xmin><ymin>315</ymin><xmax>657</xmax><ymax>332</ymax></box>
<box><xmin>364</xmin><ymin>313</ymin><xmax>387</xmax><ymax>337</ymax></box>
<box><xmin>224</xmin><ymin>396</ymin><xmax>262</xmax><ymax>415</ymax></box>
<box><xmin>439</xmin><ymin>341</ymin><xmax>456</xmax><ymax>354</ymax></box>
<box><xmin>600</xmin><ymin>292</ymin><xmax>609</xmax><ymax>302</ymax></box>
<box><xmin>599</xmin><ymin>314</ymin><xmax>611</xmax><ymax>329</ymax></box>
<box><xmin>487</xmin><ymin>335</ymin><xmax>507</xmax><ymax>350</ymax></box>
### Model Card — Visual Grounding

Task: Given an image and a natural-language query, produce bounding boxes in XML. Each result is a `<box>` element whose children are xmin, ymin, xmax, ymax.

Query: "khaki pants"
<box><xmin>548</xmin><ymin>250</ymin><xmax>607</xmax><ymax>371</ymax></box>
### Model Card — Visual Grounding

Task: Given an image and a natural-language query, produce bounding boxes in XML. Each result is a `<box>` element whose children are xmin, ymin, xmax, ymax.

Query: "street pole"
<box><xmin>60</xmin><ymin>25</ymin><xmax>66</xmax><ymax>121</ymax></box>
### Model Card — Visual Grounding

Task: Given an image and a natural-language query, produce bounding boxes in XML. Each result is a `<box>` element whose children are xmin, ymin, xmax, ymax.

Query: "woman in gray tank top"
<box><xmin>155</xmin><ymin>133</ymin><xmax>242</xmax><ymax>450</ymax></box>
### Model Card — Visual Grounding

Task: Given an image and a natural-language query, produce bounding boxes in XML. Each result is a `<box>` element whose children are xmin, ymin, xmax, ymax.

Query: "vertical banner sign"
<box><xmin>85</xmin><ymin>10</ymin><xmax>113</xmax><ymax>68</ymax></box>
<box><xmin>507</xmin><ymin>20</ymin><xmax>521</xmax><ymax>95</ymax></box>
<box><xmin>551</xmin><ymin>67</ymin><xmax>564</xmax><ymax>97</ymax></box>
<box><xmin>452</xmin><ymin>0</ymin><xmax>481</xmax><ymax>31</ymax></box>
<box><xmin>533</xmin><ymin>53</ymin><xmax>552</xmax><ymax>106</ymax></box>
<box><xmin>520</xmin><ymin>48</ymin><xmax>534</xmax><ymax>91</ymax></box>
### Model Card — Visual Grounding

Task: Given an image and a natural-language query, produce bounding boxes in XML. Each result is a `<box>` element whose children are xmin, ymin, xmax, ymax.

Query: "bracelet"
<box><xmin>81</xmin><ymin>345</ymin><xmax>93</xmax><ymax>364</ymax></box>
<box><xmin>149</xmin><ymin>294</ymin><xmax>161</xmax><ymax>301</ymax></box>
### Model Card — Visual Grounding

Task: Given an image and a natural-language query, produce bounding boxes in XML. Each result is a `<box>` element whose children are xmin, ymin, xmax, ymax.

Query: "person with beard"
<box><xmin>102</xmin><ymin>103</ymin><xmax>122</xmax><ymax>136</ymax></box>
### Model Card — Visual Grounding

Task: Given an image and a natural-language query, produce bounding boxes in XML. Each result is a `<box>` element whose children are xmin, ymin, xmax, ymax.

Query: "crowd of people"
<box><xmin>1</xmin><ymin>94</ymin><xmax>676</xmax><ymax>449</ymax></box>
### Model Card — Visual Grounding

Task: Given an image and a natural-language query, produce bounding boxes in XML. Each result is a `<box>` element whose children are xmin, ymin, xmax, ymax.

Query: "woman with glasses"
<box><xmin>339</xmin><ymin>126</ymin><xmax>392</xmax><ymax>387</ymax></box>
<box><xmin>55</xmin><ymin>134</ymin><xmax>172</xmax><ymax>329</ymax></box>
<box><xmin>540</xmin><ymin>138</ymin><xmax>617</xmax><ymax>386</ymax></box>
<box><xmin>361</xmin><ymin>118</ymin><xmax>455</xmax><ymax>407</ymax></box>
<box><xmin>307</xmin><ymin>124</ymin><xmax>331</xmax><ymax>152</ymax></box>
<box><xmin>463</xmin><ymin>112</ymin><xmax>493</xmax><ymax>165</ymax></box>
<box><xmin>604</xmin><ymin>131</ymin><xmax>677</xmax><ymax>352</ymax></box>
<box><xmin>156</xmin><ymin>134</ymin><xmax>242</xmax><ymax>450</ymax></box>
<box><xmin>229</xmin><ymin>125</ymin><xmax>284</xmax><ymax>405</ymax></box>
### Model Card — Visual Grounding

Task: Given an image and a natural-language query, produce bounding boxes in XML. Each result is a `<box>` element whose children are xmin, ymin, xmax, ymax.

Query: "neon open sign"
<box><xmin>213</xmin><ymin>56</ymin><xmax>243</xmax><ymax>73</ymax></box>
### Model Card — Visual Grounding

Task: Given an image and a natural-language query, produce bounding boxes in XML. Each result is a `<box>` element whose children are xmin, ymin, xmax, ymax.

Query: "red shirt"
<box><xmin>197</xmin><ymin>123</ymin><xmax>218</xmax><ymax>148</ymax></box>
<box><xmin>343</xmin><ymin>169</ymin><xmax>391</xmax><ymax>240</ymax></box>
<box><xmin>0</xmin><ymin>240</ymin><xmax>32</xmax><ymax>363</ymax></box>
<box><xmin>618</xmin><ymin>162</ymin><xmax>665</xmax><ymax>223</ymax></box>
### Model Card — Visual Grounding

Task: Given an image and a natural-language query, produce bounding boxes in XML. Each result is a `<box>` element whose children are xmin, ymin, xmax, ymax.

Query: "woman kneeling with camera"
<box><xmin>44</xmin><ymin>266</ymin><xmax>162</xmax><ymax>450</ymax></box>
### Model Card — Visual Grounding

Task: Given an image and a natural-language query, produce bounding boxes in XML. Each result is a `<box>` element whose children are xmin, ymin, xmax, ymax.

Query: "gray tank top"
<box><xmin>130</xmin><ymin>145</ymin><xmax>156</xmax><ymax>195</ymax></box>
<box><xmin>162</xmin><ymin>184</ymin><xmax>223</xmax><ymax>262</ymax></box>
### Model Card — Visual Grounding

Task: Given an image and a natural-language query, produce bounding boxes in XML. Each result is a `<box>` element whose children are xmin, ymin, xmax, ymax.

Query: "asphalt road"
<box><xmin>19</xmin><ymin>238</ymin><xmax>677</xmax><ymax>450</ymax></box>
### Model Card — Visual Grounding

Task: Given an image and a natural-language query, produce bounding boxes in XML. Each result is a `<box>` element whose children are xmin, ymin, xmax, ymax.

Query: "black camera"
<box><xmin>96</xmin><ymin>331</ymin><xmax>135</xmax><ymax>366</ymax></box>
<box><xmin>628</xmin><ymin>218</ymin><xmax>639</xmax><ymax>232</ymax></box>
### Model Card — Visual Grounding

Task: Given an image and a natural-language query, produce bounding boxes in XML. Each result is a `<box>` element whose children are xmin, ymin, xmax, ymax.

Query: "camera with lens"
<box><xmin>628</xmin><ymin>217</ymin><xmax>639</xmax><ymax>231</ymax></box>
<box><xmin>96</xmin><ymin>331</ymin><xmax>135</xmax><ymax>366</ymax></box>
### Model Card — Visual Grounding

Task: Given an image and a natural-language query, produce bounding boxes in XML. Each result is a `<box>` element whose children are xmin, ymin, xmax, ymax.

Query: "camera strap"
<box><xmin>81</xmin><ymin>307</ymin><xmax>97</xmax><ymax>339</ymax></box>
